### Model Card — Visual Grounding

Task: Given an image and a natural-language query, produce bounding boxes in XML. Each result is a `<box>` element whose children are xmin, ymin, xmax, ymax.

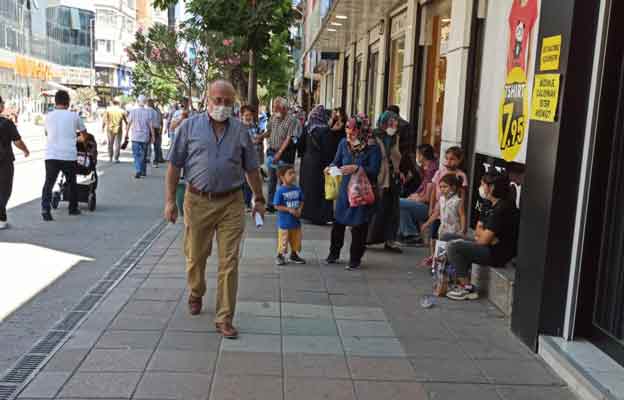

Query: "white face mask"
<box><xmin>210</xmin><ymin>105</ymin><xmax>232</xmax><ymax>122</ymax></box>
<box><xmin>386</xmin><ymin>127</ymin><xmax>397</xmax><ymax>136</ymax></box>
<box><xmin>478</xmin><ymin>185</ymin><xmax>488</xmax><ymax>199</ymax></box>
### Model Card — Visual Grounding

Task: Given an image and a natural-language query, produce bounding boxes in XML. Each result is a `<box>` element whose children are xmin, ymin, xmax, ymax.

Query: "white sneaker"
<box><xmin>447</xmin><ymin>284</ymin><xmax>479</xmax><ymax>301</ymax></box>
<box><xmin>0</xmin><ymin>221</ymin><xmax>8</xmax><ymax>230</ymax></box>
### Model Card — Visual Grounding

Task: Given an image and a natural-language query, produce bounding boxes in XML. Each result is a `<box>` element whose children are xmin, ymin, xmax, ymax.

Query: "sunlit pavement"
<box><xmin>0</xmin><ymin>120</ymin><xmax>168</xmax><ymax>375</ymax></box>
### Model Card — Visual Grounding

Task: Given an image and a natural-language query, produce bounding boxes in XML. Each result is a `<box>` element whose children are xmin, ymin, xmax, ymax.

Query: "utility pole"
<box><xmin>167</xmin><ymin>4</ymin><xmax>176</xmax><ymax>31</ymax></box>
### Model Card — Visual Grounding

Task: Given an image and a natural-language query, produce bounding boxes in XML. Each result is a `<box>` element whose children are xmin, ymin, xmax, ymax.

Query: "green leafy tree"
<box><xmin>74</xmin><ymin>87</ymin><xmax>98</xmax><ymax>106</ymax></box>
<box><xmin>153</xmin><ymin>0</ymin><xmax>295</xmax><ymax>106</ymax></box>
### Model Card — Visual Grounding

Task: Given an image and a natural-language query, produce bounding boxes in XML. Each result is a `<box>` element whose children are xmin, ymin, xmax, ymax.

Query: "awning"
<box><xmin>45</xmin><ymin>81</ymin><xmax>76</xmax><ymax>94</ymax></box>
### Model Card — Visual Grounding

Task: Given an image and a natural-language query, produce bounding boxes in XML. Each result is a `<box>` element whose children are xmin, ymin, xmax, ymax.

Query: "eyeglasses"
<box><xmin>209</xmin><ymin>96</ymin><xmax>234</xmax><ymax>107</ymax></box>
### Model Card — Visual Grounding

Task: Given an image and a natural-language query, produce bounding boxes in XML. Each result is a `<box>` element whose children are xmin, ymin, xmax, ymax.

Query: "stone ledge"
<box><xmin>471</xmin><ymin>261</ymin><xmax>515</xmax><ymax>317</ymax></box>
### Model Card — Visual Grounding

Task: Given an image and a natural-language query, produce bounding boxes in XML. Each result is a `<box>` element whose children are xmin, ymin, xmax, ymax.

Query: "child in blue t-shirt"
<box><xmin>273</xmin><ymin>165</ymin><xmax>306</xmax><ymax>266</ymax></box>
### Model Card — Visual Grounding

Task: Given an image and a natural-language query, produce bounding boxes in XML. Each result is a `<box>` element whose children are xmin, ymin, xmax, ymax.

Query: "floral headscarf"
<box><xmin>306</xmin><ymin>104</ymin><xmax>328</xmax><ymax>133</ymax></box>
<box><xmin>346</xmin><ymin>115</ymin><xmax>371</xmax><ymax>154</ymax></box>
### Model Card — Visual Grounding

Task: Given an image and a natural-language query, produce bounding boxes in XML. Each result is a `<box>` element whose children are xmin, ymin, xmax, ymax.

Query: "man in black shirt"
<box><xmin>442</xmin><ymin>172</ymin><xmax>520</xmax><ymax>300</ymax></box>
<box><xmin>0</xmin><ymin>96</ymin><xmax>30</xmax><ymax>229</ymax></box>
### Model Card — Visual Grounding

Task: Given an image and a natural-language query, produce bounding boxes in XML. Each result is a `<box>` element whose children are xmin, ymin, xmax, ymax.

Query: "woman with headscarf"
<box><xmin>299</xmin><ymin>105</ymin><xmax>333</xmax><ymax>224</ymax></box>
<box><xmin>324</xmin><ymin>116</ymin><xmax>382</xmax><ymax>270</ymax></box>
<box><xmin>366</xmin><ymin>111</ymin><xmax>403</xmax><ymax>253</ymax></box>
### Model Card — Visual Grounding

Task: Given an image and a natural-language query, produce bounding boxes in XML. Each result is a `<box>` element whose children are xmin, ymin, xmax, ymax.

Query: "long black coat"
<box><xmin>300</xmin><ymin>126</ymin><xmax>343</xmax><ymax>225</ymax></box>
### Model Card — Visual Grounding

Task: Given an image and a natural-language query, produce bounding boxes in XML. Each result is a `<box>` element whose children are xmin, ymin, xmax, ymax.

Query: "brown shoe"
<box><xmin>215</xmin><ymin>321</ymin><xmax>239</xmax><ymax>339</ymax></box>
<box><xmin>188</xmin><ymin>295</ymin><xmax>202</xmax><ymax>316</ymax></box>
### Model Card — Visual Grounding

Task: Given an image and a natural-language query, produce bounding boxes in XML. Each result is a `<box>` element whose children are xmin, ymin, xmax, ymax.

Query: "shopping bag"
<box><xmin>432</xmin><ymin>240</ymin><xmax>449</xmax><ymax>297</ymax></box>
<box><xmin>347</xmin><ymin>168</ymin><xmax>375</xmax><ymax>207</ymax></box>
<box><xmin>324</xmin><ymin>173</ymin><xmax>342</xmax><ymax>200</ymax></box>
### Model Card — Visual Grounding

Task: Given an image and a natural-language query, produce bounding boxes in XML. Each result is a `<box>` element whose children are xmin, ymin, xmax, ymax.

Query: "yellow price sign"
<box><xmin>498</xmin><ymin>67</ymin><xmax>528</xmax><ymax>162</ymax></box>
<box><xmin>540</xmin><ymin>35</ymin><xmax>562</xmax><ymax>71</ymax></box>
<box><xmin>530</xmin><ymin>73</ymin><xmax>560</xmax><ymax>122</ymax></box>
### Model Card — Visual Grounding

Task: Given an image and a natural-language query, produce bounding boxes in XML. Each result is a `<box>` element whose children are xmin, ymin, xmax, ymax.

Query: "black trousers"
<box><xmin>0</xmin><ymin>160</ymin><xmax>14</xmax><ymax>221</ymax></box>
<box><xmin>41</xmin><ymin>159</ymin><xmax>78</xmax><ymax>212</ymax></box>
<box><xmin>329</xmin><ymin>222</ymin><xmax>369</xmax><ymax>266</ymax></box>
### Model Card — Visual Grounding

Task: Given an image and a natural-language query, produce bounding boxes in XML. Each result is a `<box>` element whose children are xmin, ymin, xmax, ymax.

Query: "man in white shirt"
<box><xmin>41</xmin><ymin>90</ymin><xmax>86</xmax><ymax>221</ymax></box>
<box><xmin>124</xmin><ymin>95</ymin><xmax>154</xmax><ymax>179</ymax></box>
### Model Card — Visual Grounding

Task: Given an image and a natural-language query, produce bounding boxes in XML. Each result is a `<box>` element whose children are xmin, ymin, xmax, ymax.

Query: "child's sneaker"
<box><xmin>446</xmin><ymin>284</ymin><xmax>479</xmax><ymax>301</ymax></box>
<box><xmin>276</xmin><ymin>254</ymin><xmax>287</xmax><ymax>266</ymax></box>
<box><xmin>290</xmin><ymin>253</ymin><xmax>306</xmax><ymax>264</ymax></box>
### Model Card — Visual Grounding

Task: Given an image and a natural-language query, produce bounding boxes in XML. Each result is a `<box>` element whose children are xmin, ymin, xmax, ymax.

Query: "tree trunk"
<box><xmin>247</xmin><ymin>48</ymin><xmax>258</xmax><ymax>107</ymax></box>
<box><xmin>167</xmin><ymin>5</ymin><xmax>176</xmax><ymax>31</ymax></box>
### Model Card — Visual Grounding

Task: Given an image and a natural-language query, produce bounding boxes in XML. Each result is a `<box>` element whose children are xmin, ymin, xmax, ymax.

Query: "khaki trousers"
<box><xmin>183</xmin><ymin>189</ymin><xmax>245</xmax><ymax>323</ymax></box>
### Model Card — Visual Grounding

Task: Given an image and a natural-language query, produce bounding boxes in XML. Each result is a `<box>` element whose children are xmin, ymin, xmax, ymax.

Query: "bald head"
<box><xmin>208</xmin><ymin>80</ymin><xmax>236</xmax><ymax>99</ymax></box>
<box><xmin>207</xmin><ymin>79</ymin><xmax>236</xmax><ymax>123</ymax></box>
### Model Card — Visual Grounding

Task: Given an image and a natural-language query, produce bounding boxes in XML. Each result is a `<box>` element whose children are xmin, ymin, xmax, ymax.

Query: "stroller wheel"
<box><xmin>88</xmin><ymin>193</ymin><xmax>96</xmax><ymax>211</ymax></box>
<box><xmin>51</xmin><ymin>193</ymin><xmax>61</xmax><ymax>209</ymax></box>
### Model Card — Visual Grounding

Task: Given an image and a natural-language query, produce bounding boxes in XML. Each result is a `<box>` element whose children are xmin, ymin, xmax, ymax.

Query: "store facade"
<box><xmin>305</xmin><ymin>0</ymin><xmax>624</xmax><ymax>396</ymax></box>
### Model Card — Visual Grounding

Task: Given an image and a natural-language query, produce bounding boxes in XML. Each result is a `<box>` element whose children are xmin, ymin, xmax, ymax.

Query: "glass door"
<box><xmin>366</xmin><ymin>50</ymin><xmax>379</xmax><ymax>118</ymax></box>
<box><xmin>592</xmin><ymin>52</ymin><xmax>624</xmax><ymax>360</ymax></box>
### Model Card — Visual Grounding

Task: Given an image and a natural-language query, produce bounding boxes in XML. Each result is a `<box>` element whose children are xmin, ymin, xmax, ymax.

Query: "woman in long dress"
<box><xmin>300</xmin><ymin>105</ymin><xmax>335</xmax><ymax>225</ymax></box>
<box><xmin>324</xmin><ymin>116</ymin><xmax>381</xmax><ymax>270</ymax></box>
<box><xmin>366</xmin><ymin>111</ymin><xmax>403</xmax><ymax>253</ymax></box>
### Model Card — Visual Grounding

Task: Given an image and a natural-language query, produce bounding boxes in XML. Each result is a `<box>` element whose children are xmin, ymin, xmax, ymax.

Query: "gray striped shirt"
<box><xmin>267</xmin><ymin>114</ymin><xmax>300</xmax><ymax>150</ymax></box>
<box><xmin>128</xmin><ymin>106</ymin><xmax>153</xmax><ymax>142</ymax></box>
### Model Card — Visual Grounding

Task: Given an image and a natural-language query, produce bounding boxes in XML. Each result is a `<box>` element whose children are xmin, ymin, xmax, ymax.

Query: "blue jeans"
<box><xmin>132</xmin><ymin>141</ymin><xmax>148</xmax><ymax>175</ymax></box>
<box><xmin>242</xmin><ymin>181</ymin><xmax>252</xmax><ymax>208</ymax></box>
<box><xmin>153</xmin><ymin>128</ymin><xmax>163</xmax><ymax>163</ymax></box>
<box><xmin>399</xmin><ymin>199</ymin><xmax>429</xmax><ymax>237</ymax></box>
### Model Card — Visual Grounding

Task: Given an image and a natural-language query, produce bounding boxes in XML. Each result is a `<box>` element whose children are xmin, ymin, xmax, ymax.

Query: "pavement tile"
<box><xmin>211</xmin><ymin>374</ymin><xmax>283</xmax><ymax>400</ymax></box>
<box><xmin>79</xmin><ymin>349</ymin><xmax>152</xmax><ymax>372</ymax></box>
<box><xmin>62</xmin><ymin>329</ymin><xmax>101</xmax><ymax>350</ymax></box>
<box><xmin>18</xmin><ymin>372</ymin><xmax>71</xmax><ymax>398</ymax></box>
<box><xmin>95</xmin><ymin>330</ymin><xmax>161</xmax><ymax>349</ymax></box>
<box><xmin>332</xmin><ymin>306</ymin><xmax>387</xmax><ymax>321</ymax></box>
<box><xmin>342</xmin><ymin>337</ymin><xmax>406</xmax><ymax>357</ymax></box>
<box><xmin>409</xmin><ymin>357</ymin><xmax>489</xmax><ymax>383</ymax></box>
<box><xmin>329</xmin><ymin>294</ymin><xmax>381</xmax><ymax>307</ymax></box>
<box><xmin>147</xmin><ymin>350</ymin><xmax>217</xmax><ymax>374</ymax></box>
<box><xmin>110</xmin><ymin>300</ymin><xmax>177</xmax><ymax>330</ymax></box>
<box><xmin>281</xmin><ymin>290</ymin><xmax>330</xmax><ymax>305</ymax></box>
<box><xmin>58</xmin><ymin>372</ymin><xmax>141</xmax><ymax>398</ymax></box>
<box><xmin>496</xmin><ymin>386</ymin><xmax>577</xmax><ymax>400</ymax></box>
<box><xmin>280</xmin><ymin>278</ymin><xmax>326</xmax><ymax>292</ymax></box>
<box><xmin>283</xmin><ymin>336</ymin><xmax>344</xmax><ymax>355</ymax></box>
<box><xmin>354</xmin><ymin>381</ymin><xmax>427</xmax><ymax>400</ymax></box>
<box><xmin>460</xmin><ymin>337</ymin><xmax>536</xmax><ymax>361</ymax></box>
<box><xmin>283</xmin><ymin>353</ymin><xmax>350</xmax><ymax>378</ymax></box>
<box><xmin>478</xmin><ymin>359</ymin><xmax>564</xmax><ymax>386</ymax></box>
<box><xmin>134</xmin><ymin>372</ymin><xmax>211</xmax><ymax>400</ymax></box>
<box><xmin>424</xmin><ymin>383</ymin><xmax>502</xmax><ymax>400</ymax></box>
<box><xmin>347</xmin><ymin>356</ymin><xmax>418</xmax><ymax>381</ymax></box>
<box><xmin>217</xmin><ymin>351</ymin><xmax>282</xmax><ymax>376</ymax></box>
<box><xmin>233</xmin><ymin>315</ymin><xmax>281</xmax><ymax>335</ymax></box>
<box><xmin>140</xmin><ymin>277</ymin><xmax>187</xmax><ymax>289</ymax></box>
<box><xmin>159</xmin><ymin>331</ymin><xmax>222</xmax><ymax>352</ymax></box>
<box><xmin>220</xmin><ymin>334</ymin><xmax>281</xmax><ymax>353</ymax></box>
<box><xmin>284</xmin><ymin>377</ymin><xmax>355</xmax><ymax>400</ymax></box>
<box><xmin>282</xmin><ymin>303</ymin><xmax>332</xmax><ymax>319</ymax></box>
<box><xmin>42</xmin><ymin>349</ymin><xmax>88</xmax><ymax>372</ymax></box>
<box><xmin>282</xmin><ymin>318</ymin><xmax>338</xmax><ymax>336</ymax></box>
<box><xmin>337</xmin><ymin>320</ymin><xmax>395</xmax><ymax>337</ymax></box>
<box><xmin>133</xmin><ymin>287</ymin><xmax>184</xmax><ymax>301</ymax></box>
<box><xmin>236</xmin><ymin>301</ymin><xmax>280</xmax><ymax>317</ymax></box>
<box><xmin>401</xmin><ymin>338</ymin><xmax>469</xmax><ymax>359</ymax></box>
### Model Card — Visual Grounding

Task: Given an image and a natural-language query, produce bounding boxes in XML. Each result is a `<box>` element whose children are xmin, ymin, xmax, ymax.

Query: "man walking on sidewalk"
<box><xmin>147</xmin><ymin>99</ymin><xmax>164</xmax><ymax>167</ymax></box>
<box><xmin>102</xmin><ymin>99</ymin><xmax>127</xmax><ymax>163</ymax></box>
<box><xmin>0</xmin><ymin>96</ymin><xmax>30</xmax><ymax>229</ymax></box>
<box><xmin>125</xmin><ymin>95</ymin><xmax>154</xmax><ymax>179</ymax></box>
<box><xmin>41</xmin><ymin>90</ymin><xmax>86</xmax><ymax>221</ymax></box>
<box><xmin>164</xmin><ymin>80</ymin><xmax>266</xmax><ymax>339</ymax></box>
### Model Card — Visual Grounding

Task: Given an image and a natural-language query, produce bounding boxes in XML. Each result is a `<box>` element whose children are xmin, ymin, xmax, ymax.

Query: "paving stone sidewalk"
<box><xmin>13</xmin><ymin>218</ymin><xmax>576</xmax><ymax>400</ymax></box>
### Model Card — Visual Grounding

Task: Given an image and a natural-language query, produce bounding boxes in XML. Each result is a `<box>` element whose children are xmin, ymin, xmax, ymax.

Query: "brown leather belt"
<box><xmin>187</xmin><ymin>184</ymin><xmax>241</xmax><ymax>200</ymax></box>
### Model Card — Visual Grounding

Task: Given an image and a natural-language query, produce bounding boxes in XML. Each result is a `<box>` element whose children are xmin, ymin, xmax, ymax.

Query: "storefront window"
<box><xmin>326</xmin><ymin>71</ymin><xmax>334</xmax><ymax>109</ymax></box>
<box><xmin>388</xmin><ymin>36</ymin><xmax>405</xmax><ymax>107</ymax></box>
<box><xmin>366</xmin><ymin>51</ymin><xmax>379</xmax><ymax>118</ymax></box>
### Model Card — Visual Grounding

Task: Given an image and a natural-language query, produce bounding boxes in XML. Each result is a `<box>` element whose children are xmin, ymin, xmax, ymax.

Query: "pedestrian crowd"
<box><xmin>0</xmin><ymin>78</ymin><xmax>521</xmax><ymax>340</ymax></box>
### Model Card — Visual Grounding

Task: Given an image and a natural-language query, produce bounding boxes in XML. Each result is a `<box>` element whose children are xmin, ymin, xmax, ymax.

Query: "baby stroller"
<box><xmin>51</xmin><ymin>132</ymin><xmax>99</xmax><ymax>211</ymax></box>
